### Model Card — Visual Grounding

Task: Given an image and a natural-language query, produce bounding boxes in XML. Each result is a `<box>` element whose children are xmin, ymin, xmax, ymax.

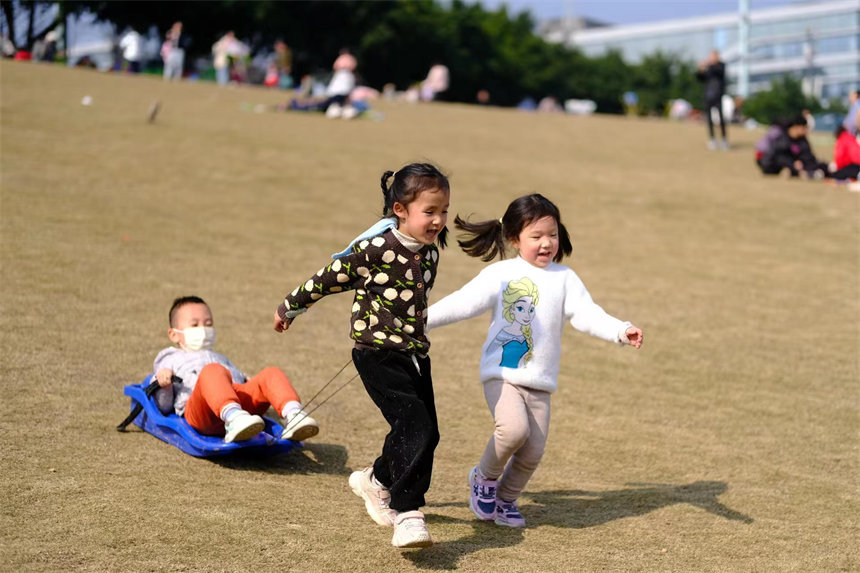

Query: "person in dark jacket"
<box><xmin>697</xmin><ymin>50</ymin><xmax>728</xmax><ymax>150</ymax></box>
<box><xmin>758</xmin><ymin>116</ymin><xmax>829</xmax><ymax>179</ymax></box>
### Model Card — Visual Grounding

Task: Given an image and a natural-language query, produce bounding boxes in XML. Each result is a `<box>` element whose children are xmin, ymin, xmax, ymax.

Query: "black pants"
<box><xmin>352</xmin><ymin>348</ymin><xmax>439</xmax><ymax>512</ymax></box>
<box><xmin>833</xmin><ymin>164</ymin><xmax>860</xmax><ymax>180</ymax></box>
<box><xmin>705</xmin><ymin>97</ymin><xmax>726</xmax><ymax>140</ymax></box>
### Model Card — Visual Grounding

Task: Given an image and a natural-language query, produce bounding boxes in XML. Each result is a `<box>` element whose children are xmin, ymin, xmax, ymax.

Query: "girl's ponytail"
<box><xmin>555</xmin><ymin>221</ymin><xmax>573</xmax><ymax>262</ymax></box>
<box><xmin>380</xmin><ymin>170</ymin><xmax>395</xmax><ymax>214</ymax></box>
<box><xmin>454</xmin><ymin>214</ymin><xmax>507</xmax><ymax>262</ymax></box>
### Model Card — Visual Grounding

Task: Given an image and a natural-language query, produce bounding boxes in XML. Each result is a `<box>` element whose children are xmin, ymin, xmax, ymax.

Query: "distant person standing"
<box><xmin>162</xmin><ymin>21</ymin><xmax>185</xmax><ymax>81</ymax></box>
<box><xmin>273</xmin><ymin>39</ymin><xmax>293</xmax><ymax>89</ymax></box>
<box><xmin>843</xmin><ymin>90</ymin><xmax>860</xmax><ymax>136</ymax></box>
<box><xmin>697</xmin><ymin>50</ymin><xmax>728</xmax><ymax>150</ymax></box>
<box><xmin>119</xmin><ymin>27</ymin><xmax>143</xmax><ymax>73</ymax></box>
<box><xmin>212</xmin><ymin>31</ymin><xmax>237</xmax><ymax>86</ymax></box>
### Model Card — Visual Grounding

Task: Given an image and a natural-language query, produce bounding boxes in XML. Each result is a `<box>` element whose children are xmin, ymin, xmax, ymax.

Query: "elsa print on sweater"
<box><xmin>486</xmin><ymin>278</ymin><xmax>539</xmax><ymax>368</ymax></box>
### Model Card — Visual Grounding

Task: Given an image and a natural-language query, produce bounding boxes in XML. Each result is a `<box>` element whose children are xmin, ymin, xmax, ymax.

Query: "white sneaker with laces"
<box><xmin>281</xmin><ymin>410</ymin><xmax>319</xmax><ymax>441</ymax></box>
<box><xmin>392</xmin><ymin>510</ymin><xmax>433</xmax><ymax>548</ymax></box>
<box><xmin>349</xmin><ymin>467</ymin><xmax>397</xmax><ymax>526</ymax></box>
<box><xmin>223</xmin><ymin>412</ymin><xmax>265</xmax><ymax>443</ymax></box>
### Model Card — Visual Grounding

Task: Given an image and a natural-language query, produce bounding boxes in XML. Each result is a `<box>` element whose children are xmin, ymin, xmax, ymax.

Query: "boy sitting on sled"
<box><xmin>153</xmin><ymin>295</ymin><xmax>319</xmax><ymax>443</ymax></box>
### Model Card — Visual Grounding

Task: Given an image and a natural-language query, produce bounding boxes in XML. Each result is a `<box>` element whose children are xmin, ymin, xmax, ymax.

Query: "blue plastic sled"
<box><xmin>121</xmin><ymin>375</ymin><xmax>302</xmax><ymax>458</ymax></box>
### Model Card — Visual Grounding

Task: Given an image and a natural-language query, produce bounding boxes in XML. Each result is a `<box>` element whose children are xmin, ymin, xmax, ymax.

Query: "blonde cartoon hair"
<box><xmin>501</xmin><ymin>277</ymin><xmax>539</xmax><ymax>365</ymax></box>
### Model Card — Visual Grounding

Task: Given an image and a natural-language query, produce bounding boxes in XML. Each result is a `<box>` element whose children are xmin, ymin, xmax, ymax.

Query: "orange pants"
<box><xmin>184</xmin><ymin>363</ymin><xmax>300</xmax><ymax>436</ymax></box>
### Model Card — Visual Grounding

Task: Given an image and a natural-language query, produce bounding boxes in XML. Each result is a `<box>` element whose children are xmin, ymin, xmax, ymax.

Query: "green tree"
<box><xmin>632</xmin><ymin>52</ymin><xmax>674</xmax><ymax>115</ymax></box>
<box><xmin>741</xmin><ymin>75</ymin><xmax>822</xmax><ymax>125</ymax></box>
<box><xmin>573</xmin><ymin>50</ymin><xmax>630</xmax><ymax>114</ymax></box>
<box><xmin>1</xmin><ymin>0</ymin><xmax>69</xmax><ymax>50</ymax></box>
<box><xmin>56</xmin><ymin>0</ymin><xmax>714</xmax><ymax>114</ymax></box>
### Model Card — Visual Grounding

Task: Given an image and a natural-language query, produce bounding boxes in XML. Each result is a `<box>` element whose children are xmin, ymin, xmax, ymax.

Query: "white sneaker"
<box><xmin>341</xmin><ymin>105</ymin><xmax>358</xmax><ymax>120</ymax></box>
<box><xmin>392</xmin><ymin>510</ymin><xmax>433</xmax><ymax>548</ymax></box>
<box><xmin>281</xmin><ymin>410</ymin><xmax>319</xmax><ymax>441</ymax></box>
<box><xmin>349</xmin><ymin>467</ymin><xmax>397</xmax><ymax>526</ymax></box>
<box><xmin>325</xmin><ymin>103</ymin><xmax>342</xmax><ymax>118</ymax></box>
<box><xmin>223</xmin><ymin>412</ymin><xmax>265</xmax><ymax>443</ymax></box>
<box><xmin>707</xmin><ymin>139</ymin><xmax>717</xmax><ymax>151</ymax></box>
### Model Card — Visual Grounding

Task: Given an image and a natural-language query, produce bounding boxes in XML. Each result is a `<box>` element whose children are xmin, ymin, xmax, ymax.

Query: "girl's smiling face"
<box><xmin>393</xmin><ymin>187</ymin><xmax>450</xmax><ymax>245</ymax></box>
<box><xmin>511</xmin><ymin>216</ymin><xmax>559</xmax><ymax>268</ymax></box>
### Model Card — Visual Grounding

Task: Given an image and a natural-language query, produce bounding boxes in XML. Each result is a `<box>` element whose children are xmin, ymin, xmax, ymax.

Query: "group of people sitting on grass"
<box><xmin>755</xmin><ymin>113</ymin><xmax>860</xmax><ymax>187</ymax></box>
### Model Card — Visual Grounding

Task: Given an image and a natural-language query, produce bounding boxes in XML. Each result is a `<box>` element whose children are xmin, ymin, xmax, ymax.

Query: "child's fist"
<box><xmin>625</xmin><ymin>326</ymin><xmax>643</xmax><ymax>349</ymax></box>
<box><xmin>273</xmin><ymin>311</ymin><xmax>290</xmax><ymax>332</ymax></box>
<box><xmin>155</xmin><ymin>368</ymin><xmax>175</xmax><ymax>387</ymax></box>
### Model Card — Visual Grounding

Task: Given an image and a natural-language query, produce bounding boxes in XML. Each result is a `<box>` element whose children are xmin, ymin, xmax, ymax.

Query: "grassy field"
<box><xmin>1</xmin><ymin>61</ymin><xmax>858</xmax><ymax>573</ymax></box>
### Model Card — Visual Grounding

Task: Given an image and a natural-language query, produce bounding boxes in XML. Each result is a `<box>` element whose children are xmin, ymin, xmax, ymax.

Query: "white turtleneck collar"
<box><xmin>391</xmin><ymin>227</ymin><xmax>424</xmax><ymax>252</ymax></box>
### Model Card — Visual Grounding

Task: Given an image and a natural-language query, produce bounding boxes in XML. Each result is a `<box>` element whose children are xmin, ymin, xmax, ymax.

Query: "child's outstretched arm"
<box><xmin>563</xmin><ymin>270</ymin><xmax>638</xmax><ymax>346</ymax></box>
<box><xmin>273</xmin><ymin>249</ymin><xmax>366</xmax><ymax>332</ymax></box>
<box><xmin>427</xmin><ymin>267</ymin><xmax>497</xmax><ymax>331</ymax></box>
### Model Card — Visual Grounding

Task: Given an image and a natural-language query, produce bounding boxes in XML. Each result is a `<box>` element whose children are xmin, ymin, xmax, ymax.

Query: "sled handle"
<box><xmin>116</xmin><ymin>375</ymin><xmax>182</xmax><ymax>432</ymax></box>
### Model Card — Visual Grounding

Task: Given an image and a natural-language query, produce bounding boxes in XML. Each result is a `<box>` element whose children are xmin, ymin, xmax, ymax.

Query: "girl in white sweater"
<box><xmin>427</xmin><ymin>194</ymin><xmax>642</xmax><ymax>528</ymax></box>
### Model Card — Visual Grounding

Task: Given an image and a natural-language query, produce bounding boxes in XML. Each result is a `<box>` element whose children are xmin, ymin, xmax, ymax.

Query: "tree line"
<box><xmin>4</xmin><ymin>0</ymin><xmax>710</xmax><ymax>114</ymax></box>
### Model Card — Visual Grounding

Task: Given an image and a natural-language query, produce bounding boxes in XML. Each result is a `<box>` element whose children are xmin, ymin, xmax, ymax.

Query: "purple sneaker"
<box><xmin>495</xmin><ymin>499</ymin><xmax>526</xmax><ymax>528</ymax></box>
<box><xmin>468</xmin><ymin>466</ymin><xmax>497</xmax><ymax>520</ymax></box>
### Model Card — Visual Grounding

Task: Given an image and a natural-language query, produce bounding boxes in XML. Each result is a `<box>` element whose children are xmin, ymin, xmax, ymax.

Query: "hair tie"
<box><xmin>498</xmin><ymin>217</ymin><xmax>503</xmax><ymax>225</ymax></box>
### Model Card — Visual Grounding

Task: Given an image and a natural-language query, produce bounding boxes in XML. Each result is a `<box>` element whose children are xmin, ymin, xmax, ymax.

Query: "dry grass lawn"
<box><xmin>1</xmin><ymin>61</ymin><xmax>858</xmax><ymax>573</ymax></box>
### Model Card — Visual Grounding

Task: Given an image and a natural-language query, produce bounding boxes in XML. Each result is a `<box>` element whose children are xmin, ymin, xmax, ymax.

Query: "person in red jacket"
<box><xmin>832</xmin><ymin>125</ymin><xmax>860</xmax><ymax>181</ymax></box>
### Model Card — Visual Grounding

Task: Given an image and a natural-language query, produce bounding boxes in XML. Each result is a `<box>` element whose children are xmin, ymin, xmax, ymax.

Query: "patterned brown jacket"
<box><xmin>278</xmin><ymin>230</ymin><xmax>439</xmax><ymax>354</ymax></box>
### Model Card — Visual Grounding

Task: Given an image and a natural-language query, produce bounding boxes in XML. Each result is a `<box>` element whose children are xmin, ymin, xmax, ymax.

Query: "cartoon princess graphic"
<box><xmin>486</xmin><ymin>278</ymin><xmax>539</xmax><ymax>368</ymax></box>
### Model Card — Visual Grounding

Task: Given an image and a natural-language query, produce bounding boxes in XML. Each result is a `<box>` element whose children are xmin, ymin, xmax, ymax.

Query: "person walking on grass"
<box><xmin>427</xmin><ymin>194</ymin><xmax>643</xmax><ymax>528</ymax></box>
<box><xmin>273</xmin><ymin>163</ymin><xmax>451</xmax><ymax>549</ymax></box>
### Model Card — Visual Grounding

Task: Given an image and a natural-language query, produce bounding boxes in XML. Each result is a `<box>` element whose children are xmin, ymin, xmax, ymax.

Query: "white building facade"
<box><xmin>541</xmin><ymin>0</ymin><xmax>860</xmax><ymax>102</ymax></box>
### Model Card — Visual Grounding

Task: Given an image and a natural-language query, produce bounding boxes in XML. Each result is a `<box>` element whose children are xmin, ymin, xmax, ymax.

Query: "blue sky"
<box><xmin>474</xmin><ymin>0</ymin><xmax>803</xmax><ymax>24</ymax></box>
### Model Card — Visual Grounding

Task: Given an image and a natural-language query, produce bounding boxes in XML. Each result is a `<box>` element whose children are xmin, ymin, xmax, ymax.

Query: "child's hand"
<box><xmin>155</xmin><ymin>368</ymin><xmax>175</xmax><ymax>387</ymax></box>
<box><xmin>273</xmin><ymin>311</ymin><xmax>290</xmax><ymax>332</ymax></box>
<box><xmin>625</xmin><ymin>326</ymin><xmax>643</xmax><ymax>349</ymax></box>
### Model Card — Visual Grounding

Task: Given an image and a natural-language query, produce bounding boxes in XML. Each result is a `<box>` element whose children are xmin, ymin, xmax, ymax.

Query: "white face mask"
<box><xmin>176</xmin><ymin>326</ymin><xmax>216</xmax><ymax>351</ymax></box>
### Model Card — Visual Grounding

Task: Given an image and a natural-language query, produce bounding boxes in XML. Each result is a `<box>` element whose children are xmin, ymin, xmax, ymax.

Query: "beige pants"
<box><xmin>479</xmin><ymin>378</ymin><xmax>551</xmax><ymax>502</ymax></box>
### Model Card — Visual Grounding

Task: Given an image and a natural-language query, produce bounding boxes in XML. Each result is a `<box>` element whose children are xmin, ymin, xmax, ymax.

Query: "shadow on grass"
<box><xmin>206</xmin><ymin>442</ymin><xmax>351</xmax><ymax>476</ymax></box>
<box><xmin>527</xmin><ymin>481</ymin><xmax>754</xmax><ymax>528</ymax></box>
<box><xmin>408</xmin><ymin>481</ymin><xmax>751</xmax><ymax>570</ymax></box>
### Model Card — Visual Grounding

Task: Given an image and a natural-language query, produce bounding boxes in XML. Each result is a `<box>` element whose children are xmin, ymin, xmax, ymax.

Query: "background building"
<box><xmin>540</xmin><ymin>0</ymin><xmax>860</xmax><ymax>103</ymax></box>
